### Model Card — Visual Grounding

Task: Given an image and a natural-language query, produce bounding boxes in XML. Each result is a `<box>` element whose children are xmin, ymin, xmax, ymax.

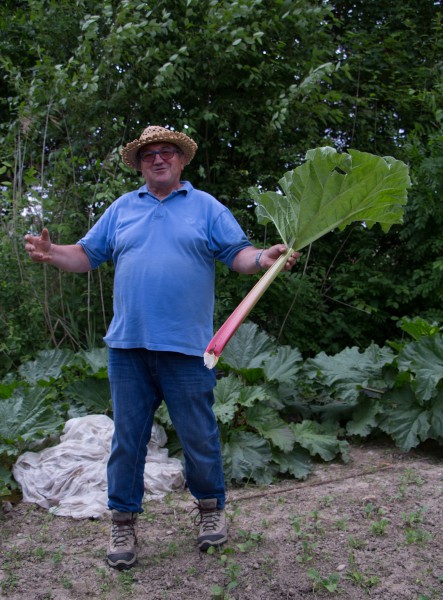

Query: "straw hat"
<box><xmin>120</xmin><ymin>125</ymin><xmax>198</xmax><ymax>170</ymax></box>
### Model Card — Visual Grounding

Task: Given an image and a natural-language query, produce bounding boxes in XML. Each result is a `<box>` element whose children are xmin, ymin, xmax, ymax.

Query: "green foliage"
<box><xmin>0</xmin><ymin>346</ymin><xmax>111</xmax><ymax>498</ymax></box>
<box><xmin>0</xmin><ymin>387</ymin><xmax>64</xmax><ymax>448</ymax></box>
<box><xmin>250</xmin><ymin>147</ymin><xmax>411</xmax><ymax>250</ymax></box>
<box><xmin>1</xmin><ymin>316</ymin><xmax>443</xmax><ymax>499</ymax></box>
<box><xmin>1</xmin><ymin>0</ymin><xmax>442</xmax><ymax>496</ymax></box>
<box><xmin>305</xmin><ymin>344</ymin><xmax>395</xmax><ymax>403</ymax></box>
<box><xmin>290</xmin><ymin>421</ymin><xmax>350</xmax><ymax>463</ymax></box>
<box><xmin>307</xmin><ymin>568</ymin><xmax>341</xmax><ymax>594</ymax></box>
<box><xmin>1</xmin><ymin>0</ymin><xmax>442</xmax><ymax>370</ymax></box>
<box><xmin>214</xmin><ymin>322</ymin><xmax>351</xmax><ymax>483</ymax></box>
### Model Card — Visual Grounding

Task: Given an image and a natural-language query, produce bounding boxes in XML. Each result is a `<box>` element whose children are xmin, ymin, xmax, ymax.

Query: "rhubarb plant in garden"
<box><xmin>211</xmin><ymin>318</ymin><xmax>443</xmax><ymax>483</ymax></box>
<box><xmin>0</xmin><ymin>318</ymin><xmax>442</xmax><ymax>496</ymax></box>
<box><xmin>204</xmin><ymin>147</ymin><xmax>411</xmax><ymax>367</ymax></box>
<box><xmin>0</xmin><ymin>348</ymin><xmax>111</xmax><ymax>497</ymax></box>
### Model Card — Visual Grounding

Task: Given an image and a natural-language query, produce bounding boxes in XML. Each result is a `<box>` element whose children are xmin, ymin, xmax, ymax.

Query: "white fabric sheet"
<box><xmin>13</xmin><ymin>415</ymin><xmax>185</xmax><ymax>519</ymax></box>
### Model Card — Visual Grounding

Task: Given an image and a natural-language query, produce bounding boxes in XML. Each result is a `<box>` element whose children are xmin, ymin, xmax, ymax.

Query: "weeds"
<box><xmin>307</xmin><ymin>568</ymin><xmax>341</xmax><ymax>593</ymax></box>
<box><xmin>319</xmin><ymin>495</ymin><xmax>334</xmax><ymax>508</ymax></box>
<box><xmin>0</xmin><ymin>572</ymin><xmax>20</xmax><ymax>592</ymax></box>
<box><xmin>334</xmin><ymin>516</ymin><xmax>349</xmax><ymax>531</ymax></box>
<box><xmin>51</xmin><ymin>547</ymin><xmax>64</xmax><ymax>564</ymax></box>
<box><xmin>158</xmin><ymin>542</ymin><xmax>179</xmax><ymax>559</ymax></box>
<box><xmin>346</xmin><ymin>569</ymin><xmax>380</xmax><ymax>589</ymax></box>
<box><xmin>289</xmin><ymin>514</ymin><xmax>319</xmax><ymax>563</ymax></box>
<box><xmin>61</xmin><ymin>576</ymin><xmax>73</xmax><ymax>590</ymax></box>
<box><xmin>296</xmin><ymin>538</ymin><xmax>318</xmax><ymax>563</ymax></box>
<box><xmin>347</xmin><ymin>536</ymin><xmax>367</xmax><ymax>550</ymax></box>
<box><xmin>209</xmin><ymin>546</ymin><xmax>241</xmax><ymax>600</ymax></box>
<box><xmin>34</xmin><ymin>546</ymin><xmax>46</xmax><ymax>559</ymax></box>
<box><xmin>236</xmin><ymin>529</ymin><xmax>262</xmax><ymax>553</ymax></box>
<box><xmin>371</xmin><ymin>518</ymin><xmax>389</xmax><ymax>536</ymax></box>
<box><xmin>396</xmin><ymin>468</ymin><xmax>425</xmax><ymax>499</ymax></box>
<box><xmin>404</xmin><ymin>528</ymin><xmax>431</xmax><ymax>545</ymax></box>
<box><xmin>118</xmin><ymin>571</ymin><xmax>136</xmax><ymax>597</ymax></box>
<box><xmin>402</xmin><ymin>508</ymin><xmax>426</xmax><ymax>527</ymax></box>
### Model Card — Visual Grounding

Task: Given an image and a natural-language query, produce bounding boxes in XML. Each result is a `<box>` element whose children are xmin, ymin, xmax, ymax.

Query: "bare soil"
<box><xmin>1</xmin><ymin>440</ymin><xmax>442</xmax><ymax>600</ymax></box>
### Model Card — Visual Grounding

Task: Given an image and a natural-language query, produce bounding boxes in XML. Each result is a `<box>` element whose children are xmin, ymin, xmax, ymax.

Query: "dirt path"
<box><xmin>1</xmin><ymin>441</ymin><xmax>442</xmax><ymax>599</ymax></box>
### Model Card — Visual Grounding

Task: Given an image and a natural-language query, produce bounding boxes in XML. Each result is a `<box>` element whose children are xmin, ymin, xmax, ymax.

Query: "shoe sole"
<box><xmin>107</xmin><ymin>556</ymin><xmax>136</xmax><ymax>570</ymax></box>
<box><xmin>198</xmin><ymin>534</ymin><xmax>228</xmax><ymax>552</ymax></box>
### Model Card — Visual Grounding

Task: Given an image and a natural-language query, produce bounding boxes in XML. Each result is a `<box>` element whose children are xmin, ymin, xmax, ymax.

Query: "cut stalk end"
<box><xmin>203</xmin><ymin>352</ymin><xmax>219</xmax><ymax>369</ymax></box>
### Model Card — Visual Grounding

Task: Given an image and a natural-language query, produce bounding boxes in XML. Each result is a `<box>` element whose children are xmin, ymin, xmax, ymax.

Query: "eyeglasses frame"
<box><xmin>138</xmin><ymin>148</ymin><xmax>183</xmax><ymax>165</ymax></box>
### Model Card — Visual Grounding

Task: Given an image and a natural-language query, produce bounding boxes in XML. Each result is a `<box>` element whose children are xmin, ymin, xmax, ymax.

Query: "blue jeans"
<box><xmin>107</xmin><ymin>348</ymin><xmax>225</xmax><ymax>512</ymax></box>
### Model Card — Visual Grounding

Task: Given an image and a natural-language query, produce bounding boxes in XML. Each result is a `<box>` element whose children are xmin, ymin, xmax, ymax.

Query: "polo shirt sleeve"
<box><xmin>77</xmin><ymin>205</ymin><xmax>115</xmax><ymax>269</ymax></box>
<box><xmin>210</xmin><ymin>209</ymin><xmax>253</xmax><ymax>268</ymax></box>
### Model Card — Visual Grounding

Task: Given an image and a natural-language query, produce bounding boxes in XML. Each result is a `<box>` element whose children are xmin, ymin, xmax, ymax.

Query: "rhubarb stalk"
<box><xmin>203</xmin><ymin>247</ymin><xmax>294</xmax><ymax>368</ymax></box>
<box><xmin>204</xmin><ymin>147</ymin><xmax>410</xmax><ymax>369</ymax></box>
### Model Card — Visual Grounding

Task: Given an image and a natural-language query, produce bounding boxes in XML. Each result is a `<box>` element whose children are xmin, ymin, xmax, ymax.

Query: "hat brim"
<box><xmin>120</xmin><ymin>128</ymin><xmax>198</xmax><ymax>171</ymax></box>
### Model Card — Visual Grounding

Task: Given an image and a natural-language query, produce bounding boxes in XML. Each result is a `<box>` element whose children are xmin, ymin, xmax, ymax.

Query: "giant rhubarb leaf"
<box><xmin>252</xmin><ymin>147</ymin><xmax>410</xmax><ymax>250</ymax></box>
<box><xmin>204</xmin><ymin>147</ymin><xmax>410</xmax><ymax>368</ymax></box>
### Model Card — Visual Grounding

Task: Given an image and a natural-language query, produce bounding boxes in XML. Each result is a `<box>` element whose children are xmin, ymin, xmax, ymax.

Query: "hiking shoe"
<box><xmin>107</xmin><ymin>510</ymin><xmax>138</xmax><ymax>570</ymax></box>
<box><xmin>195</xmin><ymin>499</ymin><xmax>227</xmax><ymax>551</ymax></box>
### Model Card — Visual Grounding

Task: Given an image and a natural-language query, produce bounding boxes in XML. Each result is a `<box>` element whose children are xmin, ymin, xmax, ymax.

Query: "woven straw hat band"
<box><xmin>120</xmin><ymin>126</ymin><xmax>198</xmax><ymax>170</ymax></box>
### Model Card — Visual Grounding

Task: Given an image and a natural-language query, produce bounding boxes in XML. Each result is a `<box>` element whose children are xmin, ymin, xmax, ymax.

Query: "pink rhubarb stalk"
<box><xmin>204</xmin><ymin>247</ymin><xmax>294</xmax><ymax>369</ymax></box>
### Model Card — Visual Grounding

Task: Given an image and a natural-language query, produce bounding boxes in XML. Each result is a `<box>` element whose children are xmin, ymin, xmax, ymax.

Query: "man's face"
<box><xmin>139</xmin><ymin>142</ymin><xmax>186</xmax><ymax>191</ymax></box>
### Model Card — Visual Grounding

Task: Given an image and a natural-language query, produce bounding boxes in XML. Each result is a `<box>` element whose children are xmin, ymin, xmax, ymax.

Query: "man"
<box><xmin>25</xmin><ymin>125</ymin><xmax>298</xmax><ymax>570</ymax></box>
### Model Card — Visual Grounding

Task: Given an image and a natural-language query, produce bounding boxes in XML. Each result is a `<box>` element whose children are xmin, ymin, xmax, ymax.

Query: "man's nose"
<box><xmin>153</xmin><ymin>153</ymin><xmax>165</xmax><ymax>164</ymax></box>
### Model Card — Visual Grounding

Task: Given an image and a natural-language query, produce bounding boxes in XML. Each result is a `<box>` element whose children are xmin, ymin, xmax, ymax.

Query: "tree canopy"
<box><xmin>0</xmin><ymin>0</ymin><xmax>442</xmax><ymax>374</ymax></box>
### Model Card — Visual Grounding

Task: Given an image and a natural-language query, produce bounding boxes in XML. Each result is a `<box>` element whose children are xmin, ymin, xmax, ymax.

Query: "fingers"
<box><xmin>264</xmin><ymin>245</ymin><xmax>300</xmax><ymax>271</ymax></box>
<box><xmin>23</xmin><ymin>229</ymin><xmax>52</xmax><ymax>262</ymax></box>
<box><xmin>24</xmin><ymin>243</ymin><xmax>49</xmax><ymax>262</ymax></box>
<box><xmin>283</xmin><ymin>251</ymin><xmax>300</xmax><ymax>271</ymax></box>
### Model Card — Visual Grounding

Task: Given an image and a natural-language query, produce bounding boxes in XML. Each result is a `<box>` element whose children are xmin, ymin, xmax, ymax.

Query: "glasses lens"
<box><xmin>159</xmin><ymin>150</ymin><xmax>175</xmax><ymax>160</ymax></box>
<box><xmin>140</xmin><ymin>150</ymin><xmax>176</xmax><ymax>163</ymax></box>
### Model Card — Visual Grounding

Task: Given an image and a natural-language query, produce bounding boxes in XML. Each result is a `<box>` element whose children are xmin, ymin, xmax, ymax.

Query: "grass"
<box><xmin>117</xmin><ymin>571</ymin><xmax>136</xmax><ymax>597</ymax></box>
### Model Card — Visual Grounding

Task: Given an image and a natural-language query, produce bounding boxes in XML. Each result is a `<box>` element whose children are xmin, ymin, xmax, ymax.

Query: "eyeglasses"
<box><xmin>139</xmin><ymin>149</ymin><xmax>181</xmax><ymax>164</ymax></box>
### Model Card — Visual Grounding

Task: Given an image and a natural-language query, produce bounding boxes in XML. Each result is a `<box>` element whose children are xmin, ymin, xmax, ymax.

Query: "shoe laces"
<box><xmin>111</xmin><ymin>520</ymin><xmax>136</xmax><ymax>548</ymax></box>
<box><xmin>193</xmin><ymin>502</ymin><xmax>221</xmax><ymax>532</ymax></box>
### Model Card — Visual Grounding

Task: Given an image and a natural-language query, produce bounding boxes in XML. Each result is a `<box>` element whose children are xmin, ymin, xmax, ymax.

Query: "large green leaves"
<box><xmin>221</xmin><ymin>322</ymin><xmax>274</xmax><ymax>373</ymax></box>
<box><xmin>377</xmin><ymin>333</ymin><xmax>443</xmax><ymax>450</ymax></box>
<box><xmin>250</xmin><ymin>147</ymin><xmax>410</xmax><ymax>250</ymax></box>
<box><xmin>262</xmin><ymin>345</ymin><xmax>303</xmax><ymax>384</ymax></box>
<box><xmin>213</xmin><ymin>375</ymin><xmax>244</xmax><ymax>424</ymax></box>
<box><xmin>272</xmin><ymin>447</ymin><xmax>312</xmax><ymax>480</ymax></box>
<box><xmin>223</xmin><ymin>431</ymin><xmax>273</xmax><ymax>484</ymax></box>
<box><xmin>345</xmin><ymin>399</ymin><xmax>383</xmax><ymax>438</ymax></box>
<box><xmin>0</xmin><ymin>387</ymin><xmax>64</xmax><ymax>447</ymax></box>
<box><xmin>290</xmin><ymin>420</ymin><xmax>350</xmax><ymax>463</ymax></box>
<box><xmin>18</xmin><ymin>349</ymin><xmax>78</xmax><ymax>385</ymax></box>
<box><xmin>379</xmin><ymin>385</ymin><xmax>439</xmax><ymax>451</ymax></box>
<box><xmin>246</xmin><ymin>403</ymin><xmax>296</xmax><ymax>452</ymax></box>
<box><xmin>213</xmin><ymin>323</ymin><xmax>351</xmax><ymax>483</ymax></box>
<box><xmin>397</xmin><ymin>335</ymin><xmax>443</xmax><ymax>401</ymax></box>
<box><xmin>305</xmin><ymin>344</ymin><xmax>395</xmax><ymax>403</ymax></box>
<box><xmin>64</xmin><ymin>378</ymin><xmax>112</xmax><ymax>415</ymax></box>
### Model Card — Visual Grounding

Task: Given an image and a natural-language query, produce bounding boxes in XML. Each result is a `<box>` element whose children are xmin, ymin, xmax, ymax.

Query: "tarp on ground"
<box><xmin>13</xmin><ymin>415</ymin><xmax>185</xmax><ymax>519</ymax></box>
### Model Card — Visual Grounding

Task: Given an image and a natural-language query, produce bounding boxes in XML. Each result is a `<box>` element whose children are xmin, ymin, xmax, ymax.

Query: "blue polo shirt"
<box><xmin>78</xmin><ymin>182</ymin><xmax>252</xmax><ymax>356</ymax></box>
